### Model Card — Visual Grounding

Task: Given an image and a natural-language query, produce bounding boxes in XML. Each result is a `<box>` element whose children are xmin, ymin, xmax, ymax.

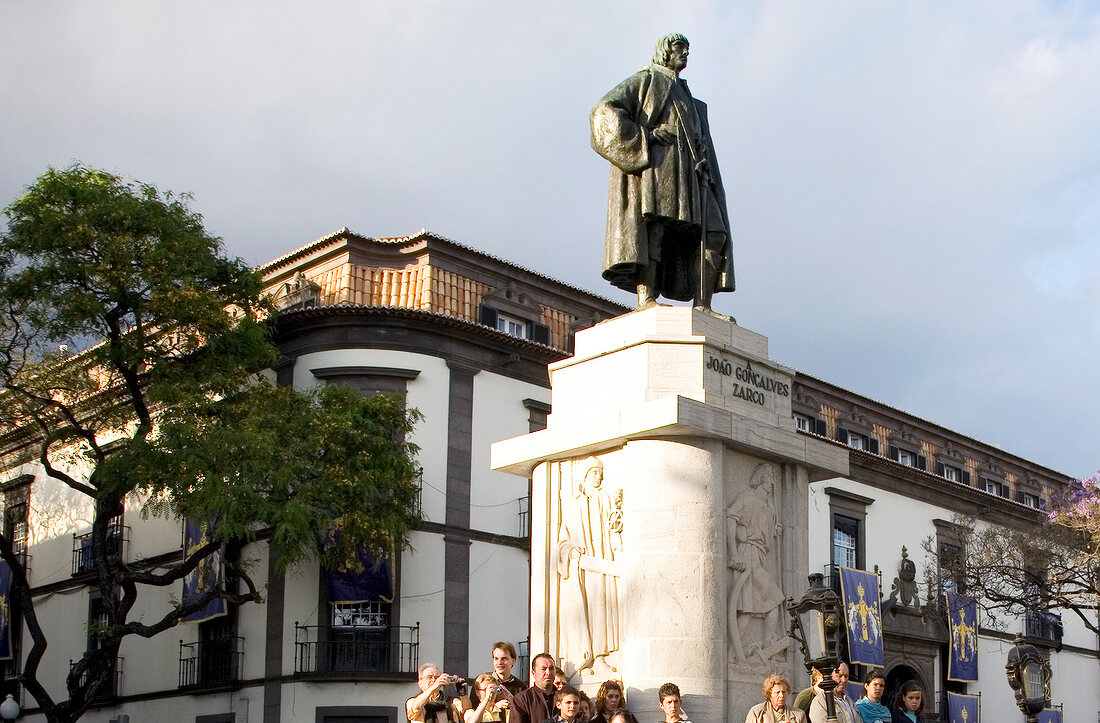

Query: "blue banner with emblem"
<box><xmin>946</xmin><ymin>591</ymin><xmax>979</xmax><ymax>681</ymax></box>
<box><xmin>182</xmin><ymin>518</ymin><xmax>225</xmax><ymax>624</ymax></box>
<box><xmin>0</xmin><ymin>561</ymin><xmax>11</xmax><ymax>660</ymax></box>
<box><xmin>839</xmin><ymin>566</ymin><xmax>883</xmax><ymax>666</ymax></box>
<box><xmin>947</xmin><ymin>692</ymin><xmax>979</xmax><ymax>723</ymax></box>
<box><xmin>1036</xmin><ymin>709</ymin><xmax>1062</xmax><ymax>723</ymax></box>
<box><xmin>326</xmin><ymin>547</ymin><xmax>393</xmax><ymax>604</ymax></box>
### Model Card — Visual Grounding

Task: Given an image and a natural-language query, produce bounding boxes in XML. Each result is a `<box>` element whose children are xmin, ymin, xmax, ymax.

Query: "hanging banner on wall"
<box><xmin>0</xmin><ymin>561</ymin><xmax>12</xmax><ymax>660</ymax></box>
<box><xmin>326</xmin><ymin>547</ymin><xmax>393</xmax><ymax>605</ymax></box>
<box><xmin>946</xmin><ymin>590</ymin><xmax>979</xmax><ymax>681</ymax></box>
<box><xmin>946</xmin><ymin>692</ymin><xmax>980</xmax><ymax>723</ymax></box>
<box><xmin>182</xmin><ymin>518</ymin><xmax>225</xmax><ymax>624</ymax></box>
<box><xmin>839</xmin><ymin>566</ymin><xmax>883</xmax><ymax>666</ymax></box>
<box><xmin>1036</xmin><ymin>709</ymin><xmax>1062</xmax><ymax>723</ymax></box>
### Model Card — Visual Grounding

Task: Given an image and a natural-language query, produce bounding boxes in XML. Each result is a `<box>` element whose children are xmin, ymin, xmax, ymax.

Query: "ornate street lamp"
<box><xmin>1005</xmin><ymin>634</ymin><xmax>1052</xmax><ymax>723</ymax></box>
<box><xmin>788</xmin><ymin>572</ymin><xmax>844</xmax><ymax>723</ymax></box>
<box><xmin>0</xmin><ymin>693</ymin><xmax>19</xmax><ymax>720</ymax></box>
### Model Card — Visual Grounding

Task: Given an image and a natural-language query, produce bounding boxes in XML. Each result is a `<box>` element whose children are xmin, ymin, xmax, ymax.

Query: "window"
<box><xmin>794</xmin><ymin>413</ymin><xmax>826</xmax><ymax>436</ymax></box>
<box><xmin>1016</xmin><ymin>490</ymin><xmax>1042</xmax><ymax>509</ymax></box>
<box><xmin>294</xmin><ymin>552</ymin><xmax>419</xmax><ymax>676</ymax></box>
<box><xmin>889</xmin><ymin>445</ymin><xmax>926</xmax><ymax>470</ymax></box>
<box><xmin>179</xmin><ymin>612</ymin><xmax>242</xmax><ymax>688</ymax></box>
<box><xmin>837</xmin><ymin>428</ymin><xmax>879</xmax><ymax>454</ymax></box>
<box><xmin>936</xmin><ymin>462</ymin><xmax>970</xmax><ymax>485</ymax></box>
<box><xmin>833</xmin><ymin>516</ymin><xmax>859</xmax><ymax>568</ymax></box>
<box><xmin>496</xmin><ymin>313</ymin><xmax>529</xmax><ymax>339</ymax></box>
<box><xmin>939</xmin><ymin>542</ymin><xmax>964</xmax><ymax>594</ymax></box>
<box><xmin>825</xmin><ymin>488</ymin><xmax>872</xmax><ymax>577</ymax></box>
<box><xmin>934</xmin><ymin>519</ymin><xmax>967</xmax><ymax>597</ymax></box>
<box><xmin>82</xmin><ymin>595</ymin><xmax>121</xmax><ymax>699</ymax></box>
<box><xmin>72</xmin><ymin>514</ymin><xmax>126</xmax><ymax>576</ymax></box>
<box><xmin>3</xmin><ymin>482</ymin><xmax>29</xmax><ymax>564</ymax></box>
<box><xmin>478</xmin><ymin>303</ymin><xmax>550</xmax><ymax>345</ymax></box>
<box><xmin>980</xmin><ymin>477</ymin><xmax>1009</xmax><ymax>498</ymax></box>
<box><xmin>0</xmin><ymin>478</ymin><xmax>29</xmax><ymax>697</ymax></box>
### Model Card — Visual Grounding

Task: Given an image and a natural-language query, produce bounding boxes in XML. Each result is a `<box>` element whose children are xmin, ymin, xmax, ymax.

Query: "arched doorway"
<box><xmin>885</xmin><ymin>664</ymin><xmax>927</xmax><ymax>714</ymax></box>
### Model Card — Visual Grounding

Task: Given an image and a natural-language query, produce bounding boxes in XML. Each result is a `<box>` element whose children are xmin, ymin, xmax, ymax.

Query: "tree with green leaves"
<box><xmin>0</xmin><ymin>164</ymin><xmax>421</xmax><ymax>723</ymax></box>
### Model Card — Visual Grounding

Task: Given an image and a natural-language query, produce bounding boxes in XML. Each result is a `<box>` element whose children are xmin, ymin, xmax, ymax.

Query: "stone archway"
<box><xmin>885</xmin><ymin>664</ymin><xmax>927</xmax><ymax>715</ymax></box>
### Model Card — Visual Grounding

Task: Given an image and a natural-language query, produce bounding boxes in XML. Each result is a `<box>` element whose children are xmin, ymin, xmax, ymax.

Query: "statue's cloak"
<box><xmin>591</xmin><ymin>64</ymin><xmax>734</xmax><ymax>301</ymax></box>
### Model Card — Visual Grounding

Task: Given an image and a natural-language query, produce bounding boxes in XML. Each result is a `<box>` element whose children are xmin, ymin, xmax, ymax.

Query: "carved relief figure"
<box><xmin>555</xmin><ymin>457</ymin><xmax>622</xmax><ymax>676</ymax></box>
<box><xmin>726</xmin><ymin>463</ymin><xmax>786</xmax><ymax>664</ymax></box>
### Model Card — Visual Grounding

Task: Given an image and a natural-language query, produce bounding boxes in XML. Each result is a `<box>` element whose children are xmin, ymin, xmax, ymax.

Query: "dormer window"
<box><xmin>889</xmin><ymin>444</ymin><xmax>927</xmax><ymax>471</ymax></box>
<box><xmin>496</xmin><ymin>312</ymin><xmax>529</xmax><ymax>339</ymax></box>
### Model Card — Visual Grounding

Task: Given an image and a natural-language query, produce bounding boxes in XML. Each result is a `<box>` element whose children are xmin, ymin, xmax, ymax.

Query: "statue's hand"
<box><xmin>651</xmin><ymin>123</ymin><xmax>678</xmax><ymax>145</ymax></box>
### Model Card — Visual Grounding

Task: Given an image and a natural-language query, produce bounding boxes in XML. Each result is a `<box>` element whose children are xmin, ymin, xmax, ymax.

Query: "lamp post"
<box><xmin>788</xmin><ymin>572</ymin><xmax>844</xmax><ymax>723</ymax></box>
<box><xmin>0</xmin><ymin>693</ymin><xmax>19</xmax><ymax>720</ymax></box>
<box><xmin>1005</xmin><ymin>633</ymin><xmax>1052</xmax><ymax>723</ymax></box>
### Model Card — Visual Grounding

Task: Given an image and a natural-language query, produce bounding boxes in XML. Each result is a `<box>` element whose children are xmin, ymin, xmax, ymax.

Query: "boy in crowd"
<box><xmin>658</xmin><ymin>683</ymin><xmax>689</xmax><ymax>723</ymax></box>
<box><xmin>550</xmin><ymin>686</ymin><xmax>583</xmax><ymax>723</ymax></box>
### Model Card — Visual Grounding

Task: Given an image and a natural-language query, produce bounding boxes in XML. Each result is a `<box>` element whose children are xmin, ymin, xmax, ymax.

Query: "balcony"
<box><xmin>69</xmin><ymin>657</ymin><xmax>122</xmax><ymax>701</ymax></box>
<box><xmin>71</xmin><ymin>518</ymin><xmax>128</xmax><ymax>576</ymax></box>
<box><xmin>1024</xmin><ymin>610</ymin><xmax>1062</xmax><ymax>647</ymax></box>
<box><xmin>178</xmin><ymin>635</ymin><xmax>243</xmax><ymax>689</ymax></box>
<box><xmin>294</xmin><ymin>622</ymin><xmax>418</xmax><ymax>677</ymax></box>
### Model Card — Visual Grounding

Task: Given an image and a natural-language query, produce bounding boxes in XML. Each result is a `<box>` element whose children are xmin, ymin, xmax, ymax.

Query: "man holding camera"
<box><xmin>408</xmin><ymin>664</ymin><xmax>472</xmax><ymax>723</ymax></box>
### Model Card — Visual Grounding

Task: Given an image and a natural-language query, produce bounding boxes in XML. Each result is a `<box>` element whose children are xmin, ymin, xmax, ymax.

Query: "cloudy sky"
<box><xmin>2</xmin><ymin>1</ymin><xmax>1098</xmax><ymax>478</ymax></box>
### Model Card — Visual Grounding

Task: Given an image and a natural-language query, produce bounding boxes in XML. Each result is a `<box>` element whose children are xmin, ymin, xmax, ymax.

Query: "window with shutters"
<box><xmin>889</xmin><ymin>444</ymin><xmax>926</xmax><ymax>471</ymax></box>
<box><xmin>936</xmin><ymin>462</ymin><xmax>971</xmax><ymax>486</ymax></box>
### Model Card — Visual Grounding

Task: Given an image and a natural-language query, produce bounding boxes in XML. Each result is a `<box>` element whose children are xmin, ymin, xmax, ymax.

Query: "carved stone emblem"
<box><xmin>886</xmin><ymin>546</ymin><xmax>921</xmax><ymax>612</ymax></box>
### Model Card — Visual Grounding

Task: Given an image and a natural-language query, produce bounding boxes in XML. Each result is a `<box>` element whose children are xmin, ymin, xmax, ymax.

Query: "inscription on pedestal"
<box><xmin>705</xmin><ymin>355</ymin><xmax>790</xmax><ymax>410</ymax></box>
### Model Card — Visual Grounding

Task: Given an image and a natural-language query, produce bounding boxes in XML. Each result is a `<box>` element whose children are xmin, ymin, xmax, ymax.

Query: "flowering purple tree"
<box><xmin>925</xmin><ymin>471</ymin><xmax>1100</xmax><ymax>638</ymax></box>
<box><xmin>1048</xmin><ymin>471</ymin><xmax>1100</xmax><ymax>556</ymax></box>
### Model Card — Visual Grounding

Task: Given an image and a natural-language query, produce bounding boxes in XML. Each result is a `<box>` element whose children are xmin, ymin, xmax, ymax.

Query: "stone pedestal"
<box><xmin>490</xmin><ymin>307</ymin><xmax>847</xmax><ymax>722</ymax></box>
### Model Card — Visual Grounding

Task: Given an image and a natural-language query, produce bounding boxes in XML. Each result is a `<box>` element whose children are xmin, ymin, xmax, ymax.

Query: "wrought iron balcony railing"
<box><xmin>178</xmin><ymin>635</ymin><xmax>244</xmax><ymax>688</ymax></box>
<box><xmin>1024</xmin><ymin>610</ymin><xmax>1063</xmax><ymax>647</ymax></box>
<box><xmin>68</xmin><ymin>657</ymin><xmax>122</xmax><ymax>700</ymax></box>
<box><xmin>71</xmin><ymin>517</ymin><xmax>128</xmax><ymax>576</ymax></box>
<box><xmin>294</xmin><ymin>622</ymin><xmax>418</xmax><ymax>676</ymax></box>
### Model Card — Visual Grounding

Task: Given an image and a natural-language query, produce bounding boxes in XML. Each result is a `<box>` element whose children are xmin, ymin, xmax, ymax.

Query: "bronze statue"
<box><xmin>591</xmin><ymin>33</ymin><xmax>734</xmax><ymax>310</ymax></box>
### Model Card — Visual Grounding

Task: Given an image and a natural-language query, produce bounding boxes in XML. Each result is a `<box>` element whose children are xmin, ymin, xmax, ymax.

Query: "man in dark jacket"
<box><xmin>511</xmin><ymin>653</ymin><xmax>557</xmax><ymax>723</ymax></box>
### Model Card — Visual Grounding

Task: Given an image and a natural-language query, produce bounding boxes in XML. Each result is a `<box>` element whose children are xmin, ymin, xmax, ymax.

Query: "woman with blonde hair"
<box><xmin>745</xmin><ymin>674</ymin><xmax>806</xmax><ymax>723</ymax></box>
<box><xmin>465</xmin><ymin>673</ymin><xmax>514</xmax><ymax>723</ymax></box>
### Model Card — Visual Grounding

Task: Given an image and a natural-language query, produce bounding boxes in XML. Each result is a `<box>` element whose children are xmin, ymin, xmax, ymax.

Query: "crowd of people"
<box><xmin>407</xmin><ymin>644</ymin><xmax>686</xmax><ymax>723</ymax></box>
<box><xmin>406</xmin><ymin>643</ymin><xmax>925</xmax><ymax>723</ymax></box>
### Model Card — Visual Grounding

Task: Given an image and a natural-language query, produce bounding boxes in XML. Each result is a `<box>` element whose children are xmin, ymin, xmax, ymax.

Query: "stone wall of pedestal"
<box><xmin>491</xmin><ymin>307</ymin><xmax>847</xmax><ymax>722</ymax></box>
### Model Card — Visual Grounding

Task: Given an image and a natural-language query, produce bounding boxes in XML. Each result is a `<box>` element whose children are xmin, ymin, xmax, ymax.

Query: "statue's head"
<box><xmin>652</xmin><ymin>33</ymin><xmax>690</xmax><ymax>72</ymax></box>
<box><xmin>582</xmin><ymin>456</ymin><xmax>603</xmax><ymax>487</ymax></box>
<box><xmin>749</xmin><ymin>462</ymin><xmax>776</xmax><ymax>489</ymax></box>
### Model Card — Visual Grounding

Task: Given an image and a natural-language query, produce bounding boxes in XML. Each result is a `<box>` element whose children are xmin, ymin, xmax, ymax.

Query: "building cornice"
<box><xmin>272</xmin><ymin>304</ymin><xmax>566</xmax><ymax>388</ymax></box>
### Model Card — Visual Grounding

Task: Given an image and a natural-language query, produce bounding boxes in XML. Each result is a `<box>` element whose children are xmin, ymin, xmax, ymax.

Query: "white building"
<box><xmin>0</xmin><ymin>230</ymin><xmax>1095</xmax><ymax>722</ymax></box>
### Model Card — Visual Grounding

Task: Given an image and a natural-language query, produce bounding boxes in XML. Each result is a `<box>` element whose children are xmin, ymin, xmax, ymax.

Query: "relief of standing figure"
<box><xmin>555</xmin><ymin>457</ymin><xmax>622</xmax><ymax>676</ymax></box>
<box><xmin>726</xmin><ymin>463</ymin><xmax>786</xmax><ymax>664</ymax></box>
